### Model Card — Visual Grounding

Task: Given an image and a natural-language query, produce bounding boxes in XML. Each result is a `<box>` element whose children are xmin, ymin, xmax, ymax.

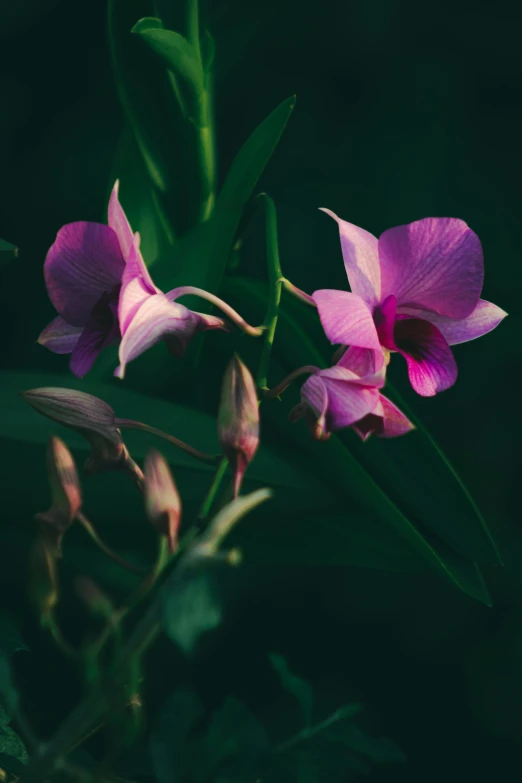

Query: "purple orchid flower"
<box><xmin>114</xmin><ymin>236</ymin><xmax>227</xmax><ymax>379</ymax></box>
<box><xmin>38</xmin><ymin>181</ymin><xmax>252</xmax><ymax>378</ymax></box>
<box><xmin>38</xmin><ymin>182</ymin><xmax>129</xmax><ymax>377</ymax></box>
<box><xmin>313</xmin><ymin>211</ymin><xmax>507</xmax><ymax>396</ymax></box>
<box><xmin>289</xmin><ymin>347</ymin><xmax>414</xmax><ymax>441</ymax></box>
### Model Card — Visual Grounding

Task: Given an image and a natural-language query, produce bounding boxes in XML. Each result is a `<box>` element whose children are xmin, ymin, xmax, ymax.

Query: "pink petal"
<box><xmin>320</xmin><ymin>209</ymin><xmax>381</xmax><ymax>306</ymax></box>
<box><xmin>394</xmin><ymin>317</ymin><xmax>458</xmax><ymax>397</ymax></box>
<box><xmin>336</xmin><ymin>346</ymin><xmax>386</xmax><ymax>387</ymax></box>
<box><xmin>397</xmin><ymin>299</ymin><xmax>507</xmax><ymax>346</ymax></box>
<box><xmin>108</xmin><ymin>180</ymin><xmax>134</xmax><ymax>260</ymax></box>
<box><xmin>38</xmin><ymin>316</ymin><xmax>82</xmax><ymax>354</ymax></box>
<box><xmin>373</xmin><ymin>294</ymin><xmax>397</xmax><ymax>349</ymax></box>
<box><xmin>118</xmin><ymin>236</ymin><xmax>159</xmax><ymax>335</ymax></box>
<box><xmin>301</xmin><ymin>370</ymin><xmax>380</xmax><ymax>432</ymax></box>
<box><xmin>70</xmin><ymin>293</ymin><xmax>120</xmax><ymax>378</ymax></box>
<box><xmin>115</xmin><ymin>294</ymin><xmax>201</xmax><ymax>379</ymax></box>
<box><xmin>312</xmin><ymin>289</ymin><xmax>381</xmax><ymax>349</ymax></box>
<box><xmin>375</xmin><ymin>395</ymin><xmax>415</xmax><ymax>437</ymax></box>
<box><xmin>351</xmin><ymin>395</ymin><xmax>414</xmax><ymax>440</ymax></box>
<box><xmin>44</xmin><ymin>222</ymin><xmax>125</xmax><ymax>326</ymax></box>
<box><xmin>378</xmin><ymin>218</ymin><xmax>483</xmax><ymax>318</ymax></box>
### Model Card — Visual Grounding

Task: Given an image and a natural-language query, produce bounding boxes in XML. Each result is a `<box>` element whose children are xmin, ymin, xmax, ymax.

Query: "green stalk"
<box><xmin>198</xmin><ymin>456</ymin><xmax>229</xmax><ymax>520</ymax></box>
<box><xmin>256</xmin><ymin>194</ymin><xmax>283</xmax><ymax>391</ymax></box>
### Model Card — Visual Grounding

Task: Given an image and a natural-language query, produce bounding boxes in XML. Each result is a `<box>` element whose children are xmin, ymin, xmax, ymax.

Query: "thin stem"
<box><xmin>168</xmin><ymin>286</ymin><xmax>265</xmax><ymax>337</ymax></box>
<box><xmin>281</xmin><ymin>277</ymin><xmax>316</xmax><ymax>307</ymax></box>
<box><xmin>275</xmin><ymin>708</ymin><xmax>353</xmax><ymax>754</ymax></box>
<box><xmin>264</xmin><ymin>365</ymin><xmax>321</xmax><ymax>399</ymax></box>
<box><xmin>45</xmin><ymin>612</ymin><xmax>77</xmax><ymax>659</ymax></box>
<box><xmin>195</xmin><ymin>92</ymin><xmax>216</xmax><ymax>222</ymax></box>
<box><xmin>187</xmin><ymin>0</ymin><xmax>201</xmax><ymax>59</ymax></box>
<box><xmin>256</xmin><ymin>194</ymin><xmax>283</xmax><ymax>391</ymax></box>
<box><xmin>77</xmin><ymin>513</ymin><xmax>147</xmax><ymax>576</ymax></box>
<box><xmin>198</xmin><ymin>456</ymin><xmax>229</xmax><ymax>521</ymax></box>
<box><xmin>116</xmin><ymin>419</ymin><xmax>220</xmax><ymax>466</ymax></box>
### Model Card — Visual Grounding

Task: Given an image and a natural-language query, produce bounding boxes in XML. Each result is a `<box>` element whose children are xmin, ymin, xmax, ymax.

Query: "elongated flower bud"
<box><xmin>35</xmin><ymin>436</ymin><xmax>82</xmax><ymax>555</ymax></box>
<box><xmin>29</xmin><ymin>535</ymin><xmax>58</xmax><ymax>626</ymax></box>
<box><xmin>21</xmin><ymin>388</ymin><xmax>135</xmax><ymax>477</ymax></box>
<box><xmin>144</xmin><ymin>450</ymin><xmax>181</xmax><ymax>552</ymax></box>
<box><xmin>217</xmin><ymin>355</ymin><xmax>259</xmax><ymax>497</ymax></box>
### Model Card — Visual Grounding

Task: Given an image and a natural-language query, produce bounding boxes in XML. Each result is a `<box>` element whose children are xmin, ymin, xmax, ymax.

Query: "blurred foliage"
<box><xmin>0</xmin><ymin>0</ymin><xmax>521</xmax><ymax>781</ymax></box>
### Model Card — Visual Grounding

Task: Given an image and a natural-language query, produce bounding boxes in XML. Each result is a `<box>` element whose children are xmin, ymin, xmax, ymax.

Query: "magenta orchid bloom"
<box><xmin>38</xmin><ymin>182</ymin><xmax>130</xmax><ymax>377</ymax></box>
<box><xmin>290</xmin><ymin>347</ymin><xmax>414</xmax><ymax>441</ymax></box>
<box><xmin>114</xmin><ymin>236</ymin><xmax>227</xmax><ymax>379</ymax></box>
<box><xmin>313</xmin><ymin>211</ymin><xmax>507</xmax><ymax>396</ymax></box>
<box><xmin>38</xmin><ymin>181</ymin><xmax>231</xmax><ymax>378</ymax></box>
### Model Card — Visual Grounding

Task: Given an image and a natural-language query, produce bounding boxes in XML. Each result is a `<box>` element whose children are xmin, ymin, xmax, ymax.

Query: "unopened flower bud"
<box><xmin>21</xmin><ymin>388</ymin><xmax>132</xmax><ymax>476</ymax></box>
<box><xmin>29</xmin><ymin>535</ymin><xmax>58</xmax><ymax>625</ymax></box>
<box><xmin>144</xmin><ymin>450</ymin><xmax>181</xmax><ymax>553</ymax></box>
<box><xmin>35</xmin><ymin>436</ymin><xmax>82</xmax><ymax>555</ymax></box>
<box><xmin>217</xmin><ymin>355</ymin><xmax>259</xmax><ymax>497</ymax></box>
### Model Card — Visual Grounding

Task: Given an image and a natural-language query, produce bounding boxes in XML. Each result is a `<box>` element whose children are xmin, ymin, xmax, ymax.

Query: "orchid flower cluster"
<box><xmin>35</xmin><ymin>183</ymin><xmax>506</xmax><ymax>448</ymax></box>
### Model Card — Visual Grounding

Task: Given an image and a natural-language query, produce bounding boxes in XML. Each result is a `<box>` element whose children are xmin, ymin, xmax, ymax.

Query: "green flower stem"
<box><xmin>281</xmin><ymin>277</ymin><xmax>316</xmax><ymax>306</ymax></box>
<box><xmin>18</xmin><ymin>490</ymin><xmax>271</xmax><ymax>783</ymax></box>
<box><xmin>198</xmin><ymin>456</ymin><xmax>229</xmax><ymax>521</ymax></box>
<box><xmin>76</xmin><ymin>513</ymin><xmax>148</xmax><ymax>576</ymax></box>
<box><xmin>115</xmin><ymin>418</ymin><xmax>220</xmax><ymax>465</ymax></box>
<box><xmin>45</xmin><ymin>611</ymin><xmax>77</xmax><ymax>660</ymax></box>
<box><xmin>264</xmin><ymin>365</ymin><xmax>321</xmax><ymax>399</ymax></box>
<box><xmin>186</xmin><ymin>0</ymin><xmax>216</xmax><ymax>221</ymax></box>
<box><xmin>169</xmin><ymin>286</ymin><xmax>265</xmax><ymax>336</ymax></box>
<box><xmin>275</xmin><ymin>707</ymin><xmax>356</xmax><ymax>754</ymax></box>
<box><xmin>256</xmin><ymin>194</ymin><xmax>283</xmax><ymax>391</ymax></box>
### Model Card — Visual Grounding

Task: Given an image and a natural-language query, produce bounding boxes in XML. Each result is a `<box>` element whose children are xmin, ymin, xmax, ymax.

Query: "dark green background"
<box><xmin>1</xmin><ymin>0</ymin><xmax>521</xmax><ymax>780</ymax></box>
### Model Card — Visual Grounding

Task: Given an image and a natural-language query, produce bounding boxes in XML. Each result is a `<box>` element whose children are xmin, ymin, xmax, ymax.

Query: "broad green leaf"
<box><xmin>324</xmin><ymin>722</ymin><xmax>405</xmax><ymax>764</ymax></box>
<box><xmin>195</xmin><ymin>698</ymin><xmax>271</xmax><ymax>783</ymax></box>
<box><xmin>162</xmin><ymin>571</ymin><xmax>221</xmax><ymax>654</ymax></box>
<box><xmin>0</xmin><ymin>654</ymin><xmax>18</xmax><ymax>716</ymax></box>
<box><xmin>0</xmin><ymin>726</ymin><xmax>27</xmax><ymax>770</ymax></box>
<box><xmin>151</xmin><ymin>96</ymin><xmax>295</xmax><ymax>294</ymax></box>
<box><xmin>149</xmin><ymin>690</ymin><xmax>205</xmax><ymax>783</ymax></box>
<box><xmin>269</xmin><ymin>655</ymin><xmax>314</xmax><ymax>727</ymax></box>
<box><xmin>132</xmin><ymin>21</ymin><xmax>204</xmax><ymax>96</ymax></box>
<box><xmin>0</xmin><ymin>370</ymin><xmax>325</xmax><ymax>495</ymax></box>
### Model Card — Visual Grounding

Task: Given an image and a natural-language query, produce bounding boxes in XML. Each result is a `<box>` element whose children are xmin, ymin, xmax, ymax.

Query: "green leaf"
<box><xmin>132</xmin><ymin>22</ymin><xmax>204</xmax><ymax>96</ymax></box>
<box><xmin>162</xmin><ymin>570</ymin><xmax>222</xmax><ymax>654</ymax></box>
<box><xmin>149</xmin><ymin>689</ymin><xmax>205</xmax><ymax>783</ymax></box>
<box><xmin>269</xmin><ymin>655</ymin><xmax>314</xmax><ymax>727</ymax></box>
<box><xmin>196</xmin><ymin>698</ymin><xmax>271</xmax><ymax>783</ymax></box>
<box><xmin>0</xmin><ymin>727</ymin><xmax>28</xmax><ymax>769</ymax></box>
<box><xmin>151</xmin><ymin>96</ymin><xmax>295</xmax><ymax>294</ymax></box>
<box><xmin>0</xmin><ymin>654</ymin><xmax>18</xmax><ymax>717</ymax></box>
<box><xmin>324</xmin><ymin>723</ymin><xmax>405</xmax><ymax>765</ymax></box>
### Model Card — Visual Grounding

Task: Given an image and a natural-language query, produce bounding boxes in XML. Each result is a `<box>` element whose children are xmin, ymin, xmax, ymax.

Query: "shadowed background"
<box><xmin>0</xmin><ymin>0</ymin><xmax>521</xmax><ymax>780</ymax></box>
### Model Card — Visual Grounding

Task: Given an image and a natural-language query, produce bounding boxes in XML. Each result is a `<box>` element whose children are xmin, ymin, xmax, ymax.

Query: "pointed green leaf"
<box><xmin>151</xmin><ymin>96</ymin><xmax>295</xmax><ymax>294</ymax></box>
<box><xmin>269</xmin><ymin>655</ymin><xmax>314</xmax><ymax>727</ymax></box>
<box><xmin>132</xmin><ymin>22</ymin><xmax>203</xmax><ymax>95</ymax></box>
<box><xmin>0</xmin><ymin>238</ymin><xmax>18</xmax><ymax>268</ymax></box>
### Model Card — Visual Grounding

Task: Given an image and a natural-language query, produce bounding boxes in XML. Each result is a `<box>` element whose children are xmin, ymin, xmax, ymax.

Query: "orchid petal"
<box><xmin>69</xmin><ymin>293</ymin><xmax>119</xmax><ymax>378</ymax></box>
<box><xmin>351</xmin><ymin>395</ymin><xmax>414</xmax><ymax>440</ymax></box>
<box><xmin>118</xmin><ymin>236</ymin><xmax>159</xmax><ymax>335</ymax></box>
<box><xmin>377</xmin><ymin>395</ymin><xmax>415</xmax><ymax>437</ymax></box>
<box><xmin>320</xmin><ymin>209</ymin><xmax>381</xmax><ymax>306</ymax></box>
<box><xmin>44</xmin><ymin>222</ymin><xmax>125</xmax><ymax>326</ymax></box>
<box><xmin>336</xmin><ymin>346</ymin><xmax>386</xmax><ymax>387</ymax></box>
<box><xmin>373</xmin><ymin>294</ymin><xmax>397</xmax><ymax>349</ymax></box>
<box><xmin>38</xmin><ymin>316</ymin><xmax>82</xmax><ymax>355</ymax></box>
<box><xmin>115</xmin><ymin>294</ymin><xmax>201</xmax><ymax>379</ymax></box>
<box><xmin>108</xmin><ymin>180</ymin><xmax>134</xmax><ymax>260</ymax></box>
<box><xmin>321</xmin><ymin>375</ymin><xmax>380</xmax><ymax>430</ymax></box>
<box><xmin>313</xmin><ymin>289</ymin><xmax>380</xmax><ymax>349</ymax></box>
<box><xmin>378</xmin><ymin>217</ymin><xmax>483</xmax><ymax>318</ymax></box>
<box><xmin>397</xmin><ymin>299</ymin><xmax>507</xmax><ymax>346</ymax></box>
<box><xmin>395</xmin><ymin>317</ymin><xmax>458</xmax><ymax>397</ymax></box>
